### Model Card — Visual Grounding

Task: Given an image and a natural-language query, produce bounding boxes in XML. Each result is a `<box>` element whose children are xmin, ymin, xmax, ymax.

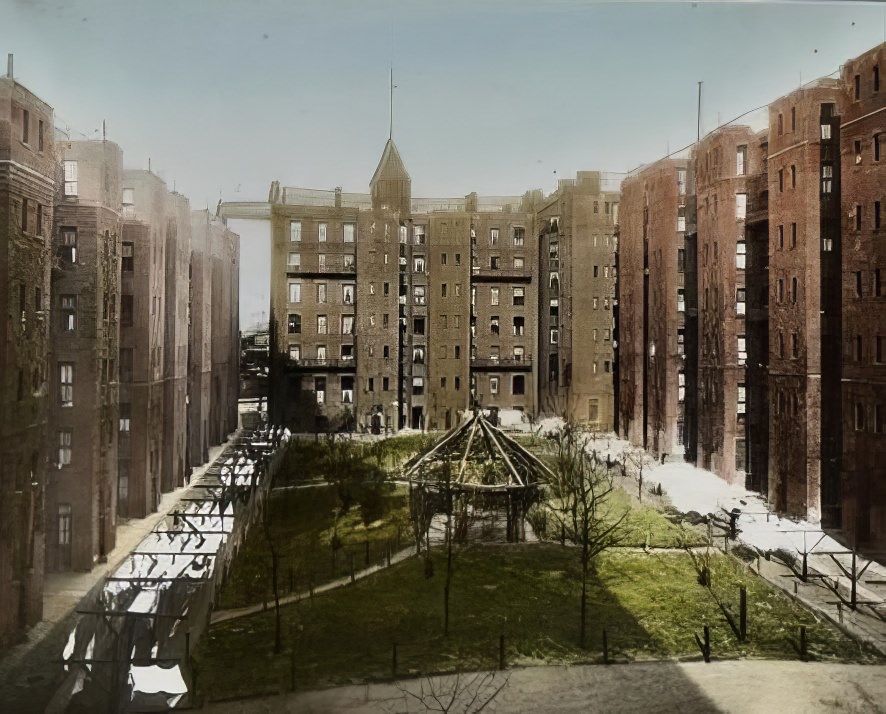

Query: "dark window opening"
<box><xmin>287</xmin><ymin>314</ymin><xmax>301</xmax><ymax>334</ymax></box>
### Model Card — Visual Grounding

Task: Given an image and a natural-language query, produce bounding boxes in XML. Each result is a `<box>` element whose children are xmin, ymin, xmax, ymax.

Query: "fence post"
<box><xmin>499</xmin><ymin>634</ymin><xmax>505</xmax><ymax>670</ymax></box>
<box><xmin>602</xmin><ymin>629</ymin><xmax>609</xmax><ymax>665</ymax></box>
<box><xmin>704</xmin><ymin>625</ymin><xmax>710</xmax><ymax>662</ymax></box>
<box><xmin>739</xmin><ymin>586</ymin><xmax>747</xmax><ymax>642</ymax></box>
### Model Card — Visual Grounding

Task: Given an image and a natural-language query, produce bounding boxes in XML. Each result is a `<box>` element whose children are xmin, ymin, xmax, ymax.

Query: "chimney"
<box><xmin>334</xmin><ymin>186</ymin><xmax>342</xmax><ymax>208</ymax></box>
<box><xmin>7</xmin><ymin>54</ymin><xmax>13</xmax><ymax>79</ymax></box>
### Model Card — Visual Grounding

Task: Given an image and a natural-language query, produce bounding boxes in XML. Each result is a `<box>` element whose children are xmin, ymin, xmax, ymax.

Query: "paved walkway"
<box><xmin>200</xmin><ymin>660</ymin><xmax>886</xmax><ymax>713</ymax></box>
<box><xmin>211</xmin><ymin>545</ymin><xmax>417</xmax><ymax>624</ymax></box>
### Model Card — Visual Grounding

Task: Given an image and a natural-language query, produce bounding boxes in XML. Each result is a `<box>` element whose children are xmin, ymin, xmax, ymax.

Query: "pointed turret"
<box><xmin>370</xmin><ymin>139</ymin><xmax>411</xmax><ymax>214</ymax></box>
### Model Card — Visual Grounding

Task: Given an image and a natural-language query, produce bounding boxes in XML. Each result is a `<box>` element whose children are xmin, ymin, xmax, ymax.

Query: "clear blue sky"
<box><xmin>3</xmin><ymin>0</ymin><xmax>884</xmax><ymax>328</ymax></box>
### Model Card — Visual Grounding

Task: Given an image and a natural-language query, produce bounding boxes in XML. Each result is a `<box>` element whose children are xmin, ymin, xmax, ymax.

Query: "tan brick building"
<box><xmin>840</xmin><ymin>43</ymin><xmax>886</xmax><ymax>546</ymax></box>
<box><xmin>0</xmin><ymin>62</ymin><xmax>54</xmax><ymax>646</ymax></box>
<box><xmin>537</xmin><ymin>173</ymin><xmax>619</xmax><ymax>428</ymax></box>
<box><xmin>46</xmin><ymin>139</ymin><xmax>122</xmax><ymax>572</ymax></box>
<box><xmin>236</xmin><ymin>141</ymin><xmax>618</xmax><ymax>433</ymax></box>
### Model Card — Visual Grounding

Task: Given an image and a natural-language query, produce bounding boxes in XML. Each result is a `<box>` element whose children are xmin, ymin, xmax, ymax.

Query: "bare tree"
<box><xmin>547</xmin><ymin>423</ymin><xmax>629</xmax><ymax>648</ymax></box>
<box><xmin>389</xmin><ymin>671</ymin><xmax>509</xmax><ymax>714</ymax></box>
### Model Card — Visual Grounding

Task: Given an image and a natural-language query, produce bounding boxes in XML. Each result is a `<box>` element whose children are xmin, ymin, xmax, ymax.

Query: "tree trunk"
<box><xmin>580</xmin><ymin>564</ymin><xmax>587</xmax><ymax>649</ymax></box>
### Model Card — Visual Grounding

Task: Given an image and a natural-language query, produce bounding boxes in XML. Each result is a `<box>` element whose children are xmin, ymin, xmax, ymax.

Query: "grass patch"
<box><xmin>197</xmin><ymin>545</ymin><xmax>875</xmax><ymax>700</ymax></box>
<box><xmin>216</xmin><ymin>485</ymin><xmax>411</xmax><ymax>610</ymax></box>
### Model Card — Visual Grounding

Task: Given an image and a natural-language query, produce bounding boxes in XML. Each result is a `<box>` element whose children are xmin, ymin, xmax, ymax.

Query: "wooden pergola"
<box><xmin>401</xmin><ymin>412</ymin><xmax>556</xmax><ymax>542</ymax></box>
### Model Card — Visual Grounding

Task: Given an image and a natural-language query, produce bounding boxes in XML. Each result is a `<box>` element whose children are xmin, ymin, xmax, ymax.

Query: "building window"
<box><xmin>315</xmin><ymin>377</ymin><xmax>326</xmax><ymax>405</ymax></box>
<box><xmin>737</xmin><ymin>287</ymin><xmax>746</xmax><ymax>315</ymax></box>
<box><xmin>856</xmin><ymin>402</ymin><xmax>865</xmax><ymax>431</ymax></box>
<box><xmin>790</xmin><ymin>223</ymin><xmax>797</xmax><ymax>249</ymax></box>
<box><xmin>383</xmin><ymin>377</ymin><xmax>390</xmax><ymax>391</ymax></box>
<box><xmin>550</xmin><ymin>328</ymin><xmax>559</xmax><ymax>345</ymax></box>
<box><xmin>513</xmin><ymin>346</ymin><xmax>525</xmax><ymax>361</ymax></box>
<box><xmin>677</xmin><ymin>205</ymin><xmax>686</xmax><ymax>232</ymax></box>
<box><xmin>318</xmin><ymin>222</ymin><xmax>327</xmax><ymax>242</ymax></box>
<box><xmin>736</xmin><ymin>145</ymin><xmax>747</xmax><ymax>175</ymax></box>
<box><xmin>412</xmin><ymin>377</ymin><xmax>424</xmax><ymax>396</ymax></box>
<box><xmin>343</xmin><ymin>254</ymin><xmax>355</xmax><ymax>271</ymax></box>
<box><xmin>288</xmin><ymin>252</ymin><xmax>300</xmax><ymax>269</ymax></box>
<box><xmin>454</xmin><ymin>376</ymin><xmax>461</xmax><ymax>391</ymax></box>
<box><xmin>790</xmin><ymin>165</ymin><xmax>796</xmax><ymax>188</ymax></box>
<box><xmin>60</xmin><ymin>295</ymin><xmax>76</xmax><ymax>331</ymax></box>
<box><xmin>512</xmin><ymin>316</ymin><xmax>525</xmax><ymax>336</ymax></box>
<box><xmin>855</xmin><ymin>74</ymin><xmax>861</xmax><ymax>101</ymax></box>
<box><xmin>289</xmin><ymin>345</ymin><xmax>301</xmax><ymax>361</ymax></box>
<box><xmin>737</xmin><ymin>383</ymin><xmax>746</xmax><ymax>415</ymax></box>
<box><xmin>791</xmin><ymin>107</ymin><xmax>796</xmax><ymax>132</ymax></box>
<box><xmin>341</xmin><ymin>376</ymin><xmax>354</xmax><ymax>403</ymax></box>
<box><xmin>593</xmin><ymin>200</ymin><xmax>599</xmax><ymax>213</ymax></box>
<box><xmin>777</xmin><ymin>224</ymin><xmax>784</xmax><ymax>249</ymax></box>
<box><xmin>875</xmin><ymin>201</ymin><xmax>881</xmax><ymax>230</ymax></box>
<box><xmin>413</xmin><ymin>345</ymin><xmax>425</xmax><ymax>364</ymax></box>
<box><xmin>512</xmin><ymin>375</ymin><xmax>525</xmax><ymax>395</ymax></box>
<box><xmin>442</xmin><ymin>283</ymin><xmax>448</xmax><ymax>298</ymax></box>
<box><xmin>822</xmin><ymin>236</ymin><xmax>834</xmax><ymax>252</ymax></box>
<box><xmin>342</xmin><ymin>284</ymin><xmax>354</xmax><ymax>304</ymax></box>
<box><xmin>778</xmin><ymin>168</ymin><xmax>784</xmax><ymax>192</ymax></box>
<box><xmin>856</xmin><ymin>270</ymin><xmax>864</xmax><ymax>297</ymax></box>
<box><xmin>383</xmin><ymin>313</ymin><xmax>390</xmax><ymax>327</ymax></box>
<box><xmin>792</xmin><ymin>332</ymin><xmax>800</xmax><ymax>359</ymax></box>
<box><xmin>413</xmin><ymin>317</ymin><xmax>425</xmax><ymax>335</ymax></box>
<box><xmin>489</xmin><ymin>315</ymin><xmax>499</xmax><ymax>335</ymax></box>
<box><xmin>856</xmin><ymin>205</ymin><xmax>863</xmax><ymax>231</ymax></box>
<box><xmin>121</xmin><ymin>242</ymin><xmax>134</xmax><ymax>271</ymax></box>
<box><xmin>513</xmin><ymin>227</ymin><xmax>525</xmax><ymax>246</ymax></box>
<box><xmin>735</xmin><ymin>193</ymin><xmax>748</xmax><ymax>221</ymax></box>
<box><xmin>290</xmin><ymin>221</ymin><xmax>301</xmax><ymax>241</ymax></box>
<box><xmin>59</xmin><ymin>362</ymin><xmax>74</xmax><ymax>406</ymax></box>
<box><xmin>821</xmin><ymin>164</ymin><xmax>833</xmax><ymax>194</ymax></box>
<box><xmin>855</xmin><ymin>139</ymin><xmax>863</xmax><ymax>164</ymax></box>
<box><xmin>512</xmin><ymin>287</ymin><xmax>525</xmax><ymax>306</ymax></box>
<box><xmin>315</xmin><ymin>283</ymin><xmax>326</xmax><ymax>303</ymax></box>
<box><xmin>778</xmin><ymin>331</ymin><xmax>785</xmax><ymax>358</ymax></box>
<box><xmin>119</xmin><ymin>403</ymin><xmax>131</xmax><ymax>432</ymax></box>
<box><xmin>736</xmin><ymin>241</ymin><xmax>746</xmax><ymax>270</ymax></box>
<box><xmin>875</xmin><ymin>64</ymin><xmax>881</xmax><ymax>93</ymax></box>
<box><xmin>317</xmin><ymin>315</ymin><xmax>327</xmax><ymax>334</ymax></box>
<box><xmin>490</xmin><ymin>376</ymin><xmax>499</xmax><ymax>395</ymax></box>
<box><xmin>58</xmin><ymin>429</ymin><xmax>72</xmax><ymax>466</ymax></box>
<box><xmin>121</xmin><ymin>294</ymin><xmax>133</xmax><ymax>326</ymax></box>
<box><xmin>875</xmin><ymin>134</ymin><xmax>882</xmax><ymax>162</ymax></box>
<box><xmin>413</xmin><ymin>285</ymin><xmax>426</xmax><ymax>305</ymax></box>
<box><xmin>287</xmin><ymin>314</ymin><xmax>301</xmax><ymax>334</ymax></box>
<box><xmin>413</xmin><ymin>255</ymin><xmax>425</xmax><ymax>273</ymax></box>
<box><xmin>63</xmin><ymin>160</ymin><xmax>78</xmax><ymax>196</ymax></box>
<box><xmin>490</xmin><ymin>287</ymin><xmax>500</xmax><ymax>305</ymax></box>
<box><xmin>343</xmin><ymin>223</ymin><xmax>356</xmax><ymax>243</ymax></box>
<box><xmin>413</xmin><ymin>225</ymin><xmax>426</xmax><ymax>244</ymax></box>
<box><xmin>791</xmin><ymin>277</ymin><xmax>798</xmax><ymax>304</ymax></box>
<box><xmin>777</xmin><ymin>279</ymin><xmax>785</xmax><ymax>303</ymax></box>
<box><xmin>288</xmin><ymin>282</ymin><xmax>301</xmax><ymax>304</ymax></box>
<box><xmin>821</xmin><ymin>122</ymin><xmax>832</xmax><ymax>140</ymax></box>
<box><xmin>778</xmin><ymin>113</ymin><xmax>784</xmax><ymax>135</ymax></box>
<box><xmin>514</xmin><ymin>256</ymin><xmax>525</xmax><ymax>270</ymax></box>
<box><xmin>341</xmin><ymin>315</ymin><xmax>354</xmax><ymax>335</ymax></box>
<box><xmin>490</xmin><ymin>228</ymin><xmax>499</xmax><ymax>245</ymax></box>
<box><xmin>383</xmin><ymin>282</ymin><xmax>389</xmax><ymax>296</ymax></box>
<box><xmin>58</xmin><ymin>504</ymin><xmax>72</xmax><ymax>545</ymax></box>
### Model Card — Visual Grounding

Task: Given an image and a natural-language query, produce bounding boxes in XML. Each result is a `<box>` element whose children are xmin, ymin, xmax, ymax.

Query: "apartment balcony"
<box><xmin>471</xmin><ymin>356</ymin><xmax>533</xmax><ymax>372</ymax></box>
<box><xmin>287</xmin><ymin>261</ymin><xmax>356</xmax><ymax>279</ymax></box>
<box><xmin>285</xmin><ymin>358</ymin><xmax>357</xmax><ymax>372</ymax></box>
<box><xmin>470</xmin><ymin>267</ymin><xmax>532</xmax><ymax>284</ymax></box>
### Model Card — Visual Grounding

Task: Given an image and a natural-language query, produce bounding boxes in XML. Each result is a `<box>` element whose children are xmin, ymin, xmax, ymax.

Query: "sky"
<box><xmin>3</xmin><ymin>0</ymin><xmax>885</xmax><ymax>329</ymax></box>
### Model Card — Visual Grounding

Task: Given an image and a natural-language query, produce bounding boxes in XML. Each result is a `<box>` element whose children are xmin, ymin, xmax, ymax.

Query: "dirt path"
<box><xmin>199</xmin><ymin>660</ymin><xmax>886</xmax><ymax>713</ymax></box>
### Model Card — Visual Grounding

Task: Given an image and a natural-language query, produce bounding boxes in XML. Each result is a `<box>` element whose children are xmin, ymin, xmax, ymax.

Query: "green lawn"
<box><xmin>197</xmin><ymin>544</ymin><xmax>874</xmax><ymax>700</ymax></box>
<box><xmin>216</xmin><ymin>485</ymin><xmax>411</xmax><ymax>610</ymax></box>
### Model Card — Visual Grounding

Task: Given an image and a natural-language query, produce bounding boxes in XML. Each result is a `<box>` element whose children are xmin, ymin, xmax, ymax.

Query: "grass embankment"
<box><xmin>217</xmin><ymin>485</ymin><xmax>411</xmax><ymax>610</ymax></box>
<box><xmin>198</xmin><ymin>544</ymin><xmax>873</xmax><ymax>700</ymax></box>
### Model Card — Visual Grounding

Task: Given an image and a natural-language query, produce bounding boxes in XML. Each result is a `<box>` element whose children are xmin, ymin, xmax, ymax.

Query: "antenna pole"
<box><xmin>697</xmin><ymin>81</ymin><xmax>703</xmax><ymax>142</ymax></box>
<box><xmin>389</xmin><ymin>67</ymin><xmax>393</xmax><ymax>140</ymax></box>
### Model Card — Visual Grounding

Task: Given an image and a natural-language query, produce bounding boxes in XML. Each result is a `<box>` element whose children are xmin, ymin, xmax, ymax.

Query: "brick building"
<box><xmin>618</xmin><ymin>158</ymin><xmax>688</xmax><ymax>457</ymax></box>
<box><xmin>46</xmin><ymin>139</ymin><xmax>122</xmax><ymax>572</ymax></box>
<box><xmin>840</xmin><ymin>43</ymin><xmax>886</xmax><ymax>546</ymax></box>
<box><xmin>117</xmin><ymin>170</ymin><xmax>171</xmax><ymax>518</ymax></box>
<box><xmin>229</xmin><ymin>140</ymin><xmax>618</xmax><ymax>433</ymax></box>
<box><xmin>209</xmin><ymin>210</ymin><xmax>239</xmax><ymax>444</ymax></box>
<box><xmin>0</xmin><ymin>60</ymin><xmax>54</xmax><ymax>646</ymax></box>
<box><xmin>694</xmin><ymin>126</ymin><xmax>766</xmax><ymax>483</ymax></box>
<box><xmin>537</xmin><ymin>173</ymin><xmax>619</xmax><ymax>427</ymax></box>
<box><xmin>766</xmin><ymin>83</ymin><xmax>843</xmax><ymax>522</ymax></box>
